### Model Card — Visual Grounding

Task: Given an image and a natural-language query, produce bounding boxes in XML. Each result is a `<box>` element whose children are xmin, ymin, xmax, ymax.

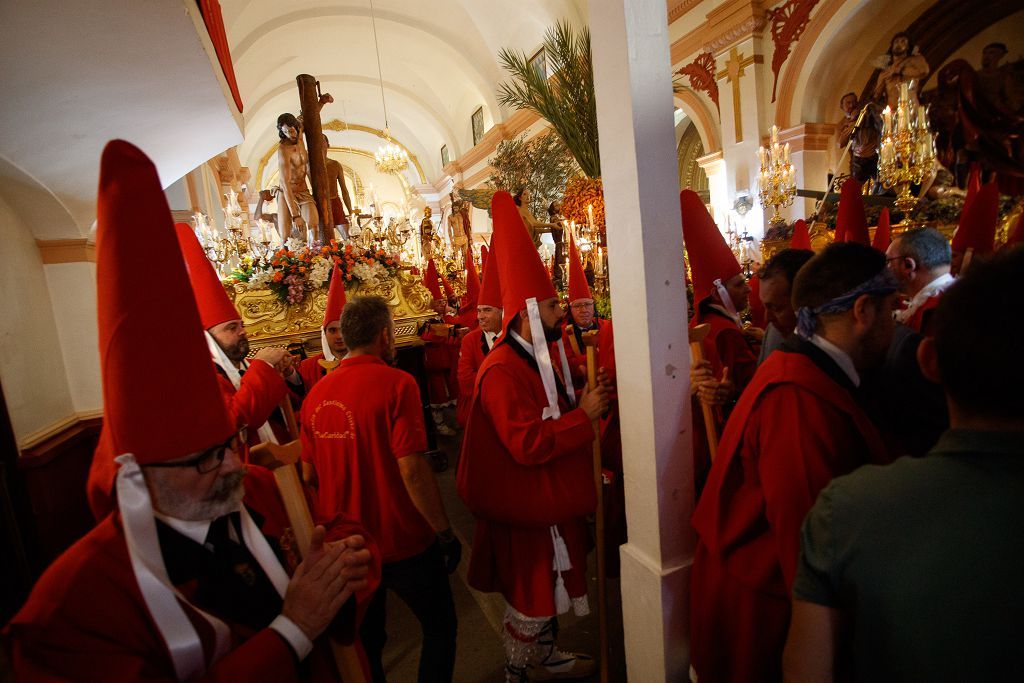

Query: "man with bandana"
<box><xmin>690</xmin><ymin>242</ymin><xmax>898</xmax><ymax>682</ymax></box>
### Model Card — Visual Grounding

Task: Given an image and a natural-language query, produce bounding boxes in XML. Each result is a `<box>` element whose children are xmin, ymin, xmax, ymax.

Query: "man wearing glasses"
<box><xmin>5</xmin><ymin>141</ymin><xmax>379</xmax><ymax>681</ymax></box>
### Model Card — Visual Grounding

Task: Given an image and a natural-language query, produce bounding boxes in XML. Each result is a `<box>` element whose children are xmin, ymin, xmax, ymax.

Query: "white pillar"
<box><xmin>698</xmin><ymin>151</ymin><xmax>729</xmax><ymax>225</ymax></box>
<box><xmin>590</xmin><ymin>1</ymin><xmax>694</xmax><ymax>680</ymax></box>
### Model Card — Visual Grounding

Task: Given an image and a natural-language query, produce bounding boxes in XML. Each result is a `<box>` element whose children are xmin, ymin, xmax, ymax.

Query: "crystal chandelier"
<box><xmin>757</xmin><ymin>125</ymin><xmax>797</xmax><ymax>225</ymax></box>
<box><xmin>375</xmin><ymin>128</ymin><xmax>409</xmax><ymax>174</ymax></box>
<box><xmin>370</xmin><ymin>0</ymin><xmax>408</xmax><ymax>175</ymax></box>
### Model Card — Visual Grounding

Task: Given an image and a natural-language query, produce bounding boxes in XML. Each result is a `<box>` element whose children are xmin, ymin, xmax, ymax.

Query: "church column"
<box><xmin>779</xmin><ymin>123</ymin><xmax>836</xmax><ymax>222</ymax></box>
<box><xmin>709</xmin><ymin>1</ymin><xmax>771</xmax><ymax>237</ymax></box>
<box><xmin>698</xmin><ymin>151</ymin><xmax>729</xmax><ymax>224</ymax></box>
<box><xmin>590</xmin><ymin>1</ymin><xmax>693</xmax><ymax>680</ymax></box>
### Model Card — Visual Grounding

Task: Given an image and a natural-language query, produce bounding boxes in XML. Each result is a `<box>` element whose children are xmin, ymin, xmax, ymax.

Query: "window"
<box><xmin>529</xmin><ymin>48</ymin><xmax>548</xmax><ymax>81</ymax></box>
<box><xmin>441</xmin><ymin>144</ymin><xmax>450</xmax><ymax>168</ymax></box>
<box><xmin>471</xmin><ymin>107</ymin><xmax>485</xmax><ymax>146</ymax></box>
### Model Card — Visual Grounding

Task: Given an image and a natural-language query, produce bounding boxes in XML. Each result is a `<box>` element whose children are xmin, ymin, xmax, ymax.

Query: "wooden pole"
<box><xmin>688</xmin><ymin>323</ymin><xmax>719</xmax><ymax>460</ymax></box>
<box><xmin>296</xmin><ymin>74</ymin><xmax>333</xmax><ymax>244</ymax></box>
<box><xmin>250</xmin><ymin>439</ymin><xmax>366</xmax><ymax>682</ymax></box>
<box><xmin>581</xmin><ymin>329</ymin><xmax>609</xmax><ymax>683</ymax></box>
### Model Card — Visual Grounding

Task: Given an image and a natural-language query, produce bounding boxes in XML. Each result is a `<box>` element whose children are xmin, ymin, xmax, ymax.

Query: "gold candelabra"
<box><xmin>758</xmin><ymin>125</ymin><xmax>797</xmax><ymax>225</ymax></box>
<box><xmin>878</xmin><ymin>82</ymin><xmax>936</xmax><ymax>214</ymax></box>
<box><xmin>566</xmin><ymin>218</ymin><xmax>608</xmax><ymax>294</ymax></box>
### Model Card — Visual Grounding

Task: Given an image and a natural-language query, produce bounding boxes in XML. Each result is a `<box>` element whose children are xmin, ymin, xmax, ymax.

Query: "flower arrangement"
<box><xmin>561</xmin><ymin>176</ymin><xmax>605</xmax><ymax>234</ymax></box>
<box><xmin>231</xmin><ymin>240</ymin><xmax>400</xmax><ymax>304</ymax></box>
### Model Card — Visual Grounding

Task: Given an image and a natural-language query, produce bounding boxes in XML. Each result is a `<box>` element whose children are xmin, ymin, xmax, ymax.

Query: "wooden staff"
<box><xmin>689</xmin><ymin>323</ymin><xmax>719</xmax><ymax>460</ymax></box>
<box><xmin>581</xmin><ymin>329</ymin><xmax>609</xmax><ymax>683</ymax></box>
<box><xmin>297</xmin><ymin>74</ymin><xmax>333</xmax><ymax>244</ymax></box>
<box><xmin>250</xmin><ymin>437</ymin><xmax>366</xmax><ymax>682</ymax></box>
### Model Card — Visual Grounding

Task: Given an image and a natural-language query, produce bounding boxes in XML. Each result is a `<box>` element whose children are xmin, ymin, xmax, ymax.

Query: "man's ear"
<box><xmin>851</xmin><ymin>294</ymin><xmax>876</xmax><ymax>329</ymax></box>
<box><xmin>916</xmin><ymin>336</ymin><xmax>941</xmax><ymax>384</ymax></box>
<box><xmin>378</xmin><ymin>325</ymin><xmax>390</xmax><ymax>350</ymax></box>
<box><xmin>903</xmin><ymin>256</ymin><xmax>918</xmax><ymax>275</ymax></box>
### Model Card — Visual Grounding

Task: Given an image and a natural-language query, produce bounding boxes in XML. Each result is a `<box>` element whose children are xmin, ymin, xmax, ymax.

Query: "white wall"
<box><xmin>43</xmin><ymin>262</ymin><xmax>101</xmax><ymax>416</ymax></box>
<box><xmin>0</xmin><ymin>196</ymin><xmax>75</xmax><ymax>442</ymax></box>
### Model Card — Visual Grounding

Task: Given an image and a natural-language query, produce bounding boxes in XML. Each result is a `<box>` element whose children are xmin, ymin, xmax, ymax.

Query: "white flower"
<box><xmin>350</xmin><ymin>260</ymin><xmax>388</xmax><ymax>284</ymax></box>
<box><xmin>246</xmin><ymin>270</ymin><xmax>273</xmax><ymax>290</ymax></box>
<box><xmin>308</xmin><ymin>256</ymin><xmax>333</xmax><ymax>286</ymax></box>
<box><xmin>285</xmin><ymin>237</ymin><xmax>305</xmax><ymax>253</ymax></box>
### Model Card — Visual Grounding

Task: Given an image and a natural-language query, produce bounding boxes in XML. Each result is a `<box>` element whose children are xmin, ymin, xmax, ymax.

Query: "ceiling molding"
<box><xmin>668</xmin><ymin>0</ymin><xmax>704</xmax><ymax>23</ymax></box>
<box><xmin>36</xmin><ymin>238</ymin><xmax>95</xmax><ymax>264</ymax></box>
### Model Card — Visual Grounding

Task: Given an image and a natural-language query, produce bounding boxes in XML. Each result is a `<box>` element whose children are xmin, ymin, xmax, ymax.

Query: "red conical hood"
<box><xmin>963</xmin><ymin>163</ymin><xmax>982</xmax><ymax>214</ymax></box>
<box><xmin>439</xmin><ymin>266</ymin><xmax>455</xmax><ymax>299</ymax></box>
<box><xmin>836</xmin><ymin>178</ymin><xmax>869</xmax><ymax>245</ymax></box>
<box><xmin>790</xmin><ymin>218</ymin><xmax>812</xmax><ymax>250</ymax></box>
<box><xmin>323</xmin><ymin>264</ymin><xmax>347</xmax><ymax>328</ymax></box>
<box><xmin>95</xmin><ymin>141</ymin><xmax>234</xmax><ymax>468</ymax></box>
<box><xmin>463</xmin><ymin>247</ymin><xmax>480</xmax><ymax>309</ymax></box>
<box><xmin>423</xmin><ymin>259</ymin><xmax>443</xmax><ymax>300</ymax></box>
<box><xmin>491</xmin><ymin>191</ymin><xmax>556</xmax><ymax>332</ymax></box>
<box><xmin>952</xmin><ymin>181</ymin><xmax>999</xmax><ymax>255</ymax></box>
<box><xmin>478</xmin><ymin>245</ymin><xmax>502</xmax><ymax>308</ymax></box>
<box><xmin>567</xmin><ymin>232</ymin><xmax>592</xmax><ymax>303</ymax></box>
<box><xmin>872</xmin><ymin>208</ymin><xmax>892</xmax><ymax>252</ymax></box>
<box><xmin>680</xmin><ymin>189</ymin><xmax>741</xmax><ymax>302</ymax></box>
<box><xmin>480</xmin><ymin>244</ymin><xmax>489</xmax><ymax>274</ymax></box>
<box><xmin>174</xmin><ymin>223</ymin><xmax>240</xmax><ymax>330</ymax></box>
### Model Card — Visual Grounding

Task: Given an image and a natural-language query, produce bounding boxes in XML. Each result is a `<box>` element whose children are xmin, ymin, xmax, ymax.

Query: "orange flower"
<box><xmin>299</xmin><ymin>266</ymin><xmax>307</xmax><ymax>273</ymax></box>
<box><xmin>333</xmin><ymin>255</ymin><xmax>341</xmax><ymax>264</ymax></box>
<box><xmin>273</xmin><ymin>272</ymin><xmax>283</xmax><ymax>282</ymax></box>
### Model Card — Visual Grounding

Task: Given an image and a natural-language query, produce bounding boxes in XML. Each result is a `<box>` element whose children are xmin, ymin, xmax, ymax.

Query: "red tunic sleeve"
<box><xmin>478</xmin><ymin>364</ymin><xmax>595</xmax><ymax>466</ymax></box>
<box><xmin>714</xmin><ymin>326</ymin><xmax>758</xmax><ymax>391</ymax></box>
<box><xmin>218</xmin><ymin>360</ymin><xmax>287</xmax><ymax>430</ymax></box>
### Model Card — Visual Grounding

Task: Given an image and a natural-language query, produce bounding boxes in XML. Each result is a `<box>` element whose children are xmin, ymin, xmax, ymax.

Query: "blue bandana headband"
<box><xmin>795</xmin><ymin>268</ymin><xmax>898</xmax><ymax>339</ymax></box>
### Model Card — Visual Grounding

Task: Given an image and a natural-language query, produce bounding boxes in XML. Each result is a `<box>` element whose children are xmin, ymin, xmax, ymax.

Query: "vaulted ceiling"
<box><xmin>223</xmin><ymin>0</ymin><xmax>588</xmax><ymax>185</ymax></box>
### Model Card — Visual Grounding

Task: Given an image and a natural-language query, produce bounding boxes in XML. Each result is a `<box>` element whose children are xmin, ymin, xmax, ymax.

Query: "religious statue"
<box><xmin>317</xmin><ymin>133</ymin><xmax>353</xmax><ymax>240</ymax></box>
<box><xmin>547</xmin><ymin>201</ymin><xmax>567</xmax><ymax>285</ymax></box>
<box><xmin>447</xmin><ymin>190</ymin><xmax>472</xmax><ymax>250</ymax></box>
<box><xmin>420</xmin><ymin>207</ymin><xmax>436</xmax><ymax>259</ymax></box>
<box><xmin>836</xmin><ymin>92</ymin><xmax>882</xmax><ymax>183</ymax></box>
<box><xmin>872</xmin><ymin>32</ymin><xmax>930</xmax><ymax>109</ymax></box>
<box><xmin>253</xmin><ymin>187</ymin><xmax>281</xmax><ymax>242</ymax></box>
<box><xmin>276</xmin><ymin>93</ymin><xmax>332</xmax><ymax>240</ymax></box>
<box><xmin>513</xmin><ymin>188</ymin><xmax>559</xmax><ymax>248</ymax></box>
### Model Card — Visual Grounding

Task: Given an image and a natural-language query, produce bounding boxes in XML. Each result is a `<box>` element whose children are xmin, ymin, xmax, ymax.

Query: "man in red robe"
<box><xmin>681</xmin><ymin>190</ymin><xmax>761</xmax><ymax>491</ymax></box>
<box><xmin>690</xmin><ymin>242</ymin><xmax>899</xmax><ymax>682</ymax></box>
<box><xmin>457</xmin><ymin>192</ymin><xmax>609</xmax><ymax>682</ymax></box>
<box><xmin>420</xmin><ymin>258</ymin><xmax>461</xmax><ymax>435</ymax></box>
<box><xmin>298</xmin><ymin>264</ymin><xmax>348</xmax><ymax>392</ymax></box>
<box><xmin>175</xmin><ymin>223</ymin><xmax>294</xmax><ymax>447</ymax></box>
<box><xmin>301</xmin><ymin>295</ymin><xmax>459</xmax><ymax>682</ymax></box>
<box><xmin>5</xmin><ymin>141</ymin><xmax>378</xmax><ymax>682</ymax></box>
<box><xmin>456</xmin><ymin>247</ymin><xmax>502</xmax><ymax>427</ymax></box>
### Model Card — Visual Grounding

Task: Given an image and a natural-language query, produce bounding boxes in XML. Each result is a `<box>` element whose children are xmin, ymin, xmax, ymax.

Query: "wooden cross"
<box><xmin>716</xmin><ymin>48</ymin><xmax>761</xmax><ymax>144</ymax></box>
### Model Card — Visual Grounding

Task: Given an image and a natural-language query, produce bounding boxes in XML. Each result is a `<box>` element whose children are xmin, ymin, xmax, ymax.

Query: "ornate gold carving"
<box><xmin>230</xmin><ymin>270</ymin><xmax>435</xmax><ymax>351</ymax></box>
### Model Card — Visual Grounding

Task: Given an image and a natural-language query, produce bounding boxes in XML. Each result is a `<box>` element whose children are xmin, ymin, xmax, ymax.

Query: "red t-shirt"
<box><xmin>300</xmin><ymin>354</ymin><xmax>434</xmax><ymax>563</ymax></box>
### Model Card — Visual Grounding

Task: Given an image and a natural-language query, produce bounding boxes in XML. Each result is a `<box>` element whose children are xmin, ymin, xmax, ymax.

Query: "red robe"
<box><xmin>457</xmin><ymin>341</ymin><xmax>596</xmax><ymax>617</ymax></box>
<box><xmin>5</xmin><ymin>466</ymin><xmax>381</xmax><ymax>682</ymax></box>
<box><xmin>690</xmin><ymin>305</ymin><xmax>759</xmax><ymax>493</ymax></box>
<box><xmin>689</xmin><ymin>345</ymin><xmax>892</xmax><ymax>683</ymax></box>
<box><xmin>298</xmin><ymin>353</ymin><xmax>329</xmax><ymax>394</ymax></box>
<box><xmin>420</xmin><ymin>324</ymin><xmax>460</xmax><ymax>406</ymax></box>
<box><xmin>903</xmin><ymin>293</ymin><xmax>942</xmax><ymax>335</ymax></box>
<box><xmin>455</xmin><ymin>328</ymin><xmax>491</xmax><ymax>427</ymax></box>
<box><xmin>216</xmin><ymin>359</ymin><xmax>290</xmax><ymax>446</ymax></box>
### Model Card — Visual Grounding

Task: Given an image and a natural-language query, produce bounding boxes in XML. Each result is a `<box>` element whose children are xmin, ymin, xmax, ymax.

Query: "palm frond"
<box><xmin>497</xmin><ymin>22</ymin><xmax>600</xmax><ymax>178</ymax></box>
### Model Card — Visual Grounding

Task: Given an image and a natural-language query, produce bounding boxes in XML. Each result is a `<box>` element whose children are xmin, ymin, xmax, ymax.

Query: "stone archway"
<box><xmin>677</xmin><ymin>121</ymin><xmax>710</xmax><ymax>202</ymax></box>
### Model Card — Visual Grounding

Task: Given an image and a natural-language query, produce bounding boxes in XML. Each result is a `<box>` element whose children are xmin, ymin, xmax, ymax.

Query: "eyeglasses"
<box><xmin>144</xmin><ymin>426</ymin><xmax>248</xmax><ymax>474</ymax></box>
<box><xmin>569</xmin><ymin>302</ymin><xmax>593</xmax><ymax>310</ymax></box>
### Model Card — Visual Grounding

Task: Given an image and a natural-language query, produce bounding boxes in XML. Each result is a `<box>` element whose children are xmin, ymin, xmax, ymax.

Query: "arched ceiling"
<box><xmin>222</xmin><ymin>0</ymin><xmax>587</xmax><ymax>185</ymax></box>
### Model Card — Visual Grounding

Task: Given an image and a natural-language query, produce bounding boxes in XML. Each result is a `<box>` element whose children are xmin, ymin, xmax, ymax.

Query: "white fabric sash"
<box><xmin>205</xmin><ymin>331</ymin><xmax>278</xmax><ymax>445</ymax></box>
<box><xmin>526</xmin><ymin>298</ymin><xmax>561</xmax><ymax>421</ymax></box>
<box><xmin>712</xmin><ymin>278</ymin><xmax>743</xmax><ymax>327</ymax></box>
<box><xmin>116</xmin><ymin>454</ymin><xmax>291</xmax><ymax>680</ymax></box>
<box><xmin>320</xmin><ymin>327</ymin><xmax>336</xmax><ymax>362</ymax></box>
<box><xmin>556</xmin><ymin>339</ymin><xmax>576</xmax><ymax>406</ymax></box>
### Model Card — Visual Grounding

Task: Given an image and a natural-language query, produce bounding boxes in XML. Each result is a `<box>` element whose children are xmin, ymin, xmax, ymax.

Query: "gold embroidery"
<box><xmin>311</xmin><ymin>400</ymin><xmax>357</xmax><ymax>440</ymax></box>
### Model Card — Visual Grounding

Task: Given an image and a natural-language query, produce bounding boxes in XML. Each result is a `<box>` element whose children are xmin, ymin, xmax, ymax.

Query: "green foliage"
<box><xmin>593</xmin><ymin>291</ymin><xmax>612</xmax><ymax>320</ymax></box>
<box><xmin>489</xmin><ymin>131</ymin><xmax>577</xmax><ymax>218</ymax></box>
<box><xmin>498</xmin><ymin>22</ymin><xmax>600</xmax><ymax>178</ymax></box>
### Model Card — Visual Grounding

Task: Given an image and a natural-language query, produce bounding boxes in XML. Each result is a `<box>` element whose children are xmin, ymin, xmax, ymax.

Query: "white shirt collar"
<box><xmin>153</xmin><ymin>510</ymin><xmax>241</xmax><ymax>546</ymax></box>
<box><xmin>898</xmin><ymin>272</ymin><xmax>955</xmax><ymax>321</ymax></box>
<box><xmin>809</xmin><ymin>334</ymin><xmax>860</xmax><ymax>387</ymax></box>
<box><xmin>509</xmin><ymin>329</ymin><xmax>535</xmax><ymax>357</ymax></box>
<box><xmin>484</xmin><ymin>331</ymin><xmax>498</xmax><ymax>349</ymax></box>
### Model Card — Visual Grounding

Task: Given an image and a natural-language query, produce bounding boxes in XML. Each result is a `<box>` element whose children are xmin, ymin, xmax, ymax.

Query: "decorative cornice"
<box><xmin>17</xmin><ymin>409</ymin><xmax>104</xmax><ymax>452</ymax></box>
<box><xmin>671</xmin><ymin>0</ymin><xmax>769</xmax><ymax>65</ymax></box>
<box><xmin>768</xmin><ymin>122</ymin><xmax>836</xmax><ymax>152</ymax></box>
<box><xmin>449</xmin><ymin>109</ymin><xmax>540</xmax><ymax>175</ymax></box>
<box><xmin>668</xmin><ymin>0</ymin><xmax>704</xmax><ymax>23</ymax></box>
<box><xmin>37</xmin><ymin>239</ymin><xmax>95</xmax><ymax>264</ymax></box>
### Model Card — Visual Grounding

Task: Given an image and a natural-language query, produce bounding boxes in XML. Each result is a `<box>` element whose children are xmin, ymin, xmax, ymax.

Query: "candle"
<box><xmin>783</xmin><ymin>142</ymin><xmax>790</xmax><ymax>164</ymax></box>
<box><xmin>900</xmin><ymin>81</ymin><xmax>910</xmax><ymax>104</ymax></box>
<box><xmin>897</xmin><ymin>104</ymin><xmax>907</xmax><ymax>133</ymax></box>
<box><xmin>771</xmin><ymin>125</ymin><xmax>779</xmax><ymax>144</ymax></box>
<box><xmin>757</xmin><ymin>146</ymin><xmax>766</xmax><ymax>168</ymax></box>
<box><xmin>587</xmin><ymin>204</ymin><xmax>595</xmax><ymax>233</ymax></box>
<box><xmin>882</xmin><ymin>106</ymin><xmax>892</xmax><ymax>135</ymax></box>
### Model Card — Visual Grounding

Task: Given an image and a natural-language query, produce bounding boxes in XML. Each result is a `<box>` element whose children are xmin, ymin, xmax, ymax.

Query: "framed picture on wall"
<box><xmin>471</xmin><ymin>107</ymin><xmax>484</xmax><ymax>146</ymax></box>
<box><xmin>529</xmin><ymin>48</ymin><xmax>548</xmax><ymax>81</ymax></box>
<box><xmin>440</xmin><ymin>144</ymin><xmax>450</xmax><ymax>168</ymax></box>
